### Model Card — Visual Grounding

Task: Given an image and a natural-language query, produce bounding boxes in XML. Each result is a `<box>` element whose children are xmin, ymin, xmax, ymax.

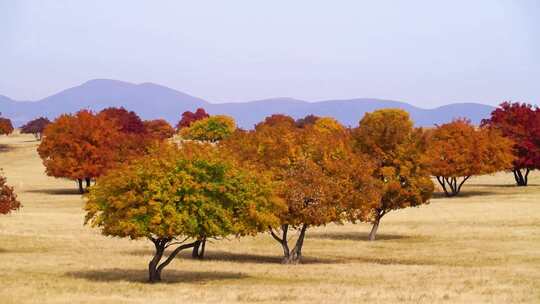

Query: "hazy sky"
<box><xmin>1</xmin><ymin>0</ymin><xmax>538</xmax><ymax>107</ymax></box>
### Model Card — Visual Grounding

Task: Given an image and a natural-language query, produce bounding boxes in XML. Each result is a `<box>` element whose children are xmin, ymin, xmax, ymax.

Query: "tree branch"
<box><xmin>157</xmin><ymin>241</ymin><xmax>198</xmax><ymax>273</ymax></box>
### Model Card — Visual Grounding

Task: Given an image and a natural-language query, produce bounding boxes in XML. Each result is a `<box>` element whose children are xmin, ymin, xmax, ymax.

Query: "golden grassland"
<box><xmin>1</xmin><ymin>132</ymin><xmax>539</xmax><ymax>304</ymax></box>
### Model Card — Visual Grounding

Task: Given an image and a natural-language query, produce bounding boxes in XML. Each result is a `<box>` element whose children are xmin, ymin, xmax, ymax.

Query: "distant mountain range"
<box><xmin>0</xmin><ymin>79</ymin><xmax>495</xmax><ymax>128</ymax></box>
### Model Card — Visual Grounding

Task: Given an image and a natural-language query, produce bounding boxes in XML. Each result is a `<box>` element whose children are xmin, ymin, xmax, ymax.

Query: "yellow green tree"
<box><xmin>353</xmin><ymin>109</ymin><xmax>434</xmax><ymax>241</ymax></box>
<box><xmin>85</xmin><ymin>142</ymin><xmax>283</xmax><ymax>282</ymax></box>
<box><xmin>180</xmin><ymin>115</ymin><xmax>236</xmax><ymax>142</ymax></box>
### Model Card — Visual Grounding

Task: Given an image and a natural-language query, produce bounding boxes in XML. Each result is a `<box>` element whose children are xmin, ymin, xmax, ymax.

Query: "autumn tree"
<box><xmin>38</xmin><ymin>110</ymin><xmax>124</xmax><ymax>193</ymax></box>
<box><xmin>353</xmin><ymin>109</ymin><xmax>434</xmax><ymax>241</ymax></box>
<box><xmin>98</xmin><ymin>107</ymin><xmax>146</xmax><ymax>134</ymax></box>
<box><xmin>0</xmin><ymin>117</ymin><xmax>14</xmax><ymax>135</ymax></box>
<box><xmin>176</xmin><ymin>108</ymin><xmax>209</xmax><ymax>130</ymax></box>
<box><xmin>221</xmin><ymin>115</ymin><xmax>380</xmax><ymax>263</ymax></box>
<box><xmin>85</xmin><ymin>142</ymin><xmax>282</xmax><ymax>283</ymax></box>
<box><xmin>20</xmin><ymin>117</ymin><xmax>51</xmax><ymax>140</ymax></box>
<box><xmin>295</xmin><ymin>114</ymin><xmax>319</xmax><ymax>128</ymax></box>
<box><xmin>0</xmin><ymin>171</ymin><xmax>21</xmax><ymax>215</ymax></box>
<box><xmin>143</xmin><ymin>119</ymin><xmax>175</xmax><ymax>141</ymax></box>
<box><xmin>425</xmin><ymin>118</ymin><xmax>514</xmax><ymax>196</ymax></box>
<box><xmin>481</xmin><ymin>102</ymin><xmax>540</xmax><ymax>186</ymax></box>
<box><xmin>180</xmin><ymin>115</ymin><xmax>236</xmax><ymax>142</ymax></box>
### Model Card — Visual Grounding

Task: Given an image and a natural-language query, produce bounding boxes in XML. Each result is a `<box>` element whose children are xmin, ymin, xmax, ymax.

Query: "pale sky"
<box><xmin>1</xmin><ymin>0</ymin><xmax>538</xmax><ymax>107</ymax></box>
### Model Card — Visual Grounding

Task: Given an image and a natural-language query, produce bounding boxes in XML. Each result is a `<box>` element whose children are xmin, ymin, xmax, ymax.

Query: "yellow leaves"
<box><xmin>180</xmin><ymin>115</ymin><xmax>236</xmax><ymax>142</ymax></box>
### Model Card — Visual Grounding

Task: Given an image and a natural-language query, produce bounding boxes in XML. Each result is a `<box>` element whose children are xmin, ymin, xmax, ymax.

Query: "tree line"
<box><xmin>1</xmin><ymin>102</ymin><xmax>539</xmax><ymax>283</ymax></box>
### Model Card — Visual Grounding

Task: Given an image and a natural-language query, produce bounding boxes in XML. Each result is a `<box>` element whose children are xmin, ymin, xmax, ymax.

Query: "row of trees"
<box><xmin>82</xmin><ymin>105</ymin><xmax>527</xmax><ymax>282</ymax></box>
<box><xmin>2</xmin><ymin>102</ymin><xmax>538</xmax><ymax>283</ymax></box>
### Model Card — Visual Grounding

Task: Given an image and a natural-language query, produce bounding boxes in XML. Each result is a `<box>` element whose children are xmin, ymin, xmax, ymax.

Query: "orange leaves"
<box><xmin>0</xmin><ymin>172</ymin><xmax>21</xmax><ymax>215</ymax></box>
<box><xmin>353</xmin><ymin>109</ymin><xmax>433</xmax><ymax>217</ymax></box>
<box><xmin>425</xmin><ymin>119</ymin><xmax>514</xmax><ymax>178</ymax></box>
<box><xmin>0</xmin><ymin>117</ymin><xmax>14</xmax><ymax>135</ymax></box>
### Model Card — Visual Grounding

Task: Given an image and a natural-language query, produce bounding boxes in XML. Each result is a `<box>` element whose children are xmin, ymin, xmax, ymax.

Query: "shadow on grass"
<box><xmin>0</xmin><ymin>144</ymin><xmax>14</xmax><ymax>153</ymax></box>
<box><xmin>26</xmin><ymin>188</ymin><xmax>81</xmax><ymax>195</ymax></box>
<box><xmin>125</xmin><ymin>250</ymin><xmax>340</xmax><ymax>264</ymax></box>
<box><xmin>431</xmin><ymin>190</ymin><xmax>499</xmax><ymax>199</ymax></box>
<box><xmin>346</xmin><ymin>256</ymin><xmax>447</xmax><ymax>267</ymax></box>
<box><xmin>311</xmin><ymin>231</ymin><xmax>409</xmax><ymax>242</ymax></box>
<box><xmin>467</xmin><ymin>183</ymin><xmax>540</xmax><ymax>188</ymax></box>
<box><xmin>66</xmin><ymin>268</ymin><xmax>248</xmax><ymax>284</ymax></box>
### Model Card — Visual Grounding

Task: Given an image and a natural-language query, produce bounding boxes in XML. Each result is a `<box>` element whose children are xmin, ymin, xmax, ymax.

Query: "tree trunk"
<box><xmin>368</xmin><ymin>210</ymin><xmax>385</xmax><ymax>241</ymax></box>
<box><xmin>85</xmin><ymin>177</ymin><xmax>91</xmax><ymax>189</ymax></box>
<box><xmin>148</xmin><ymin>240</ymin><xmax>165</xmax><ymax>283</ymax></box>
<box><xmin>270</xmin><ymin>224</ymin><xmax>309</xmax><ymax>264</ymax></box>
<box><xmin>282</xmin><ymin>224</ymin><xmax>308</xmax><ymax>264</ymax></box>
<box><xmin>513</xmin><ymin>169</ymin><xmax>529</xmax><ymax>186</ymax></box>
<box><xmin>437</xmin><ymin>176</ymin><xmax>469</xmax><ymax>197</ymax></box>
<box><xmin>191</xmin><ymin>236</ymin><xmax>206</xmax><ymax>259</ymax></box>
<box><xmin>77</xmin><ymin>179</ymin><xmax>84</xmax><ymax>194</ymax></box>
<box><xmin>148</xmin><ymin>237</ymin><xmax>198</xmax><ymax>283</ymax></box>
<box><xmin>368</xmin><ymin>219</ymin><xmax>380</xmax><ymax>241</ymax></box>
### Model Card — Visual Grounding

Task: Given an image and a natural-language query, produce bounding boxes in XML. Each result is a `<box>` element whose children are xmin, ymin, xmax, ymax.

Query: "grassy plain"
<box><xmin>0</xmin><ymin>132</ymin><xmax>539</xmax><ymax>303</ymax></box>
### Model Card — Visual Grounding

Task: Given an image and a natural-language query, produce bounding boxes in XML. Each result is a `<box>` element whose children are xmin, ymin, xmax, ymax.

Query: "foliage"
<box><xmin>98</xmin><ymin>107</ymin><xmax>146</xmax><ymax>134</ymax></box>
<box><xmin>180</xmin><ymin>115</ymin><xmax>236</xmax><ymax>142</ymax></box>
<box><xmin>425</xmin><ymin>118</ymin><xmax>514</xmax><ymax>196</ymax></box>
<box><xmin>353</xmin><ymin>109</ymin><xmax>434</xmax><ymax>240</ymax></box>
<box><xmin>20</xmin><ymin>117</ymin><xmax>51</xmax><ymax>140</ymax></box>
<box><xmin>143</xmin><ymin>119</ymin><xmax>175</xmax><ymax>140</ymax></box>
<box><xmin>295</xmin><ymin>114</ymin><xmax>320</xmax><ymax>128</ymax></box>
<box><xmin>0</xmin><ymin>117</ymin><xmax>14</xmax><ymax>135</ymax></box>
<box><xmin>0</xmin><ymin>171</ymin><xmax>21</xmax><ymax>215</ymax></box>
<box><xmin>176</xmin><ymin>108</ymin><xmax>209</xmax><ymax>130</ymax></box>
<box><xmin>37</xmin><ymin>110</ymin><xmax>125</xmax><ymax>193</ymax></box>
<box><xmin>481</xmin><ymin>102</ymin><xmax>540</xmax><ymax>186</ymax></box>
<box><xmin>85</xmin><ymin>142</ymin><xmax>283</xmax><ymax>282</ymax></box>
<box><xmin>221</xmin><ymin>114</ymin><xmax>380</xmax><ymax>262</ymax></box>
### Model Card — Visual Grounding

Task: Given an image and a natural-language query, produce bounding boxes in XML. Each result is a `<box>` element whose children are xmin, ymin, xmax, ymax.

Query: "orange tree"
<box><xmin>425</xmin><ymin>118</ymin><xmax>514</xmax><ymax>196</ymax></box>
<box><xmin>180</xmin><ymin>115</ymin><xmax>236</xmax><ymax>142</ymax></box>
<box><xmin>143</xmin><ymin>119</ymin><xmax>175</xmax><ymax>141</ymax></box>
<box><xmin>37</xmin><ymin>110</ymin><xmax>124</xmax><ymax>193</ymax></box>
<box><xmin>0</xmin><ymin>117</ymin><xmax>14</xmax><ymax>135</ymax></box>
<box><xmin>481</xmin><ymin>102</ymin><xmax>540</xmax><ymax>186</ymax></box>
<box><xmin>176</xmin><ymin>108</ymin><xmax>209</xmax><ymax>130</ymax></box>
<box><xmin>0</xmin><ymin>171</ymin><xmax>21</xmax><ymax>215</ymax></box>
<box><xmin>353</xmin><ymin>109</ymin><xmax>434</xmax><ymax>241</ymax></box>
<box><xmin>84</xmin><ymin>142</ymin><xmax>283</xmax><ymax>283</ymax></box>
<box><xmin>221</xmin><ymin>115</ymin><xmax>380</xmax><ymax>263</ymax></box>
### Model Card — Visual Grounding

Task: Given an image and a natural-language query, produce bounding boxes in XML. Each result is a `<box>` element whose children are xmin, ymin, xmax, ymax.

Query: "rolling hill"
<box><xmin>0</xmin><ymin>79</ymin><xmax>495</xmax><ymax>128</ymax></box>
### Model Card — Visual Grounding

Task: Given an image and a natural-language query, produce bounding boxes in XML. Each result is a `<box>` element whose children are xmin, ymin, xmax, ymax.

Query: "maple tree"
<box><xmin>425</xmin><ymin>118</ymin><xmax>514</xmax><ymax>196</ymax></box>
<box><xmin>0</xmin><ymin>171</ymin><xmax>21</xmax><ymax>215</ymax></box>
<box><xmin>176</xmin><ymin>108</ymin><xmax>210</xmax><ymax>130</ymax></box>
<box><xmin>85</xmin><ymin>142</ymin><xmax>283</xmax><ymax>282</ymax></box>
<box><xmin>180</xmin><ymin>115</ymin><xmax>236</xmax><ymax>142</ymax></box>
<box><xmin>98</xmin><ymin>107</ymin><xmax>146</xmax><ymax>134</ymax></box>
<box><xmin>353</xmin><ymin>109</ymin><xmax>434</xmax><ymax>241</ymax></box>
<box><xmin>481</xmin><ymin>102</ymin><xmax>540</xmax><ymax>186</ymax></box>
<box><xmin>20</xmin><ymin>117</ymin><xmax>51</xmax><ymax>140</ymax></box>
<box><xmin>221</xmin><ymin>115</ymin><xmax>380</xmax><ymax>263</ymax></box>
<box><xmin>37</xmin><ymin>110</ymin><xmax>124</xmax><ymax>193</ymax></box>
<box><xmin>0</xmin><ymin>117</ymin><xmax>14</xmax><ymax>135</ymax></box>
<box><xmin>143</xmin><ymin>119</ymin><xmax>175</xmax><ymax>141</ymax></box>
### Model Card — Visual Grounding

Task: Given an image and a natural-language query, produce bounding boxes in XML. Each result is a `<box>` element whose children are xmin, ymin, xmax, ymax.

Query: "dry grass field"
<box><xmin>1</xmin><ymin>132</ymin><xmax>539</xmax><ymax>303</ymax></box>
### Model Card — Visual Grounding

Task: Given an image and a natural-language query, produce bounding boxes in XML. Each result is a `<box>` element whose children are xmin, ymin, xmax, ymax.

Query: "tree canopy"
<box><xmin>21</xmin><ymin>117</ymin><xmax>51</xmax><ymax>140</ymax></box>
<box><xmin>0</xmin><ymin>172</ymin><xmax>21</xmax><ymax>215</ymax></box>
<box><xmin>481</xmin><ymin>102</ymin><xmax>540</xmax><ymax>186</ymax></box>
<box><xmin>221</xmin><ymin>114</ymin><xmax>380</xmax><ymax>262</ymax></box>
<box><xmin>143</xmin><ymin>119</ymin><xmax>175</xmax><ymax>141</ymax></box>
<box><xmin>353</xmin><ymin>109</ymin><xmax>434</xmax><ymax>240</ymax></box>
<box><xmin>37</xmin><ymin>110</ymin><xmax>126</xmax><ymax>193</ymax></box>
<box><xmin>176</xmin><ymin>108</ymin><xmax>209</xmax><ymax>130</ymax></box>
<box><xmin>0</xmin><ymin>117</ymin><xmax>14</xmax><ymax>135</ymax></box>
<box><xmin>85</xmin><ymin>142</ymin><xmax>283</xmax><ymax>282</ymax></box>
<box><xmin>180</xmin><ymin>115</ymin><xmax>236</xmax><ymax>142</ymax></box>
